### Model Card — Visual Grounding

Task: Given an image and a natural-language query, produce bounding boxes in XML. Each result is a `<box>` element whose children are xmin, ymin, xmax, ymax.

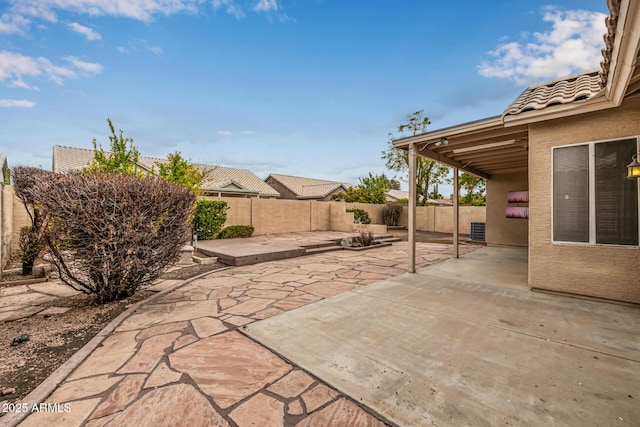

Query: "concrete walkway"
<box><xmin>12</xmin><ymin>238</ymin><xmax>473</xmax><ymax>426</ymax></box>
<box><xmin>246</xmin><ymin>247</ymin><xmax>640</xmax><ymax>426</ymax></box>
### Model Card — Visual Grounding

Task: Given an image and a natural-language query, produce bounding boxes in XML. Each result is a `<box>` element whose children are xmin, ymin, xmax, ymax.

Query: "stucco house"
<box><xmin>394</xmin><ymin>0</ymin><xmax>640</xmax><ymax>304</ymax></box>
<box><xmin>265</xmin><ymin>173</ymin><xmax>351</xmax><ymax>201</ymax></box>
<box><xmin>52</xmin><ymin>145</ymin><xmax>280</xmax><ymax>198</ymax></box>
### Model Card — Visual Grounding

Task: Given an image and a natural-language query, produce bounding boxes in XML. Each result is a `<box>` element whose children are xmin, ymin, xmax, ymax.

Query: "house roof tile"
<box><xmin>267</xmin><ymin>173</ymin><xmax>350</xmax><ymax>199</ymax></box>
<box><xmin>51</xmin><ymin>145</ymin><xmax>279</xmax><ymax>197</ymax></box>
<box><xmin>502</xmin><ymin>70</ymin><xmax>603</xmax><ymax>118</ymax></box>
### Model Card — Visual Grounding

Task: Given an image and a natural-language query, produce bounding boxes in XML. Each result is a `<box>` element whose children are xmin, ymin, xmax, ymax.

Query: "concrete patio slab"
<box><xmin>245</xmin><ymin>247</ymin><xmax>640</xmax><ymax>426</ymax></box>
<box><xmin>198</xmin><ymin>240</ymin><xmax>306</xmax><ymax>266</ymax></box>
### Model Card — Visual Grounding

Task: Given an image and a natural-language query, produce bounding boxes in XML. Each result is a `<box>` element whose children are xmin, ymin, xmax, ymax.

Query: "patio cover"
<box><xmin>392</xmin><ymin>0</ymin><xmax>640</xmax><ymax>271</ymax></box>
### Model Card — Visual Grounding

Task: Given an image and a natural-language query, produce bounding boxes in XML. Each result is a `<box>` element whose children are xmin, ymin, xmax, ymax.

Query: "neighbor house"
<box><xmin>265</xmin><ymin>173</ymin><xmax>351</xmax><ymax>201</ymax></box>
<box><xmin>394</xmin><ymin>0</ymin><xmax>640</xmax><ymax>304</ymax></box>
<box><xmin>385</xmin><ymin>189</ymin><xmax>451</xmax><ymax>205</ymax></box>
<box><xmin>52</xmin><ymin>145</ymin><xmax>280</xmax><ymax>198</ymax></box>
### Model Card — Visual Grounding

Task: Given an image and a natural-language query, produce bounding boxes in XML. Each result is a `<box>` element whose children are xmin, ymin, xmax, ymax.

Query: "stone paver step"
<box><xmin>304</xmin><ymin>246</ymin><xmax>344</xmax><ymax>255</ymax></box>
<box><xmin>299</xmin><ymin>241</ymin><xmax>338</xmax><ymax>250</ymax></box>
<box><xmin>376</xmin><ymin>237</ymin><xmax>401</xmax><ymax>243</ymax></box>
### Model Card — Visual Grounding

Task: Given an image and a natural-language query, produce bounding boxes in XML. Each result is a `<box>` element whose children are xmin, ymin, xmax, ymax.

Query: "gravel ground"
<box><xmin>0</xmin><ymin>258</ymin><xmax>225</xmax><ymax>407</ymax></box>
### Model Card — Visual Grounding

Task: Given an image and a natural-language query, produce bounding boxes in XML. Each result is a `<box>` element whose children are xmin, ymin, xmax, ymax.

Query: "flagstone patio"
<box><xmin>8</xmin><ymin>236</ymin><xmax>475</xmax><ymax>427</ymax></box>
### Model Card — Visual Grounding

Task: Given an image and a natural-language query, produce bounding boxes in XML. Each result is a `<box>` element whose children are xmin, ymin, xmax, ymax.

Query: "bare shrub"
<box><xmin>382</xmin><ymin>203</ymin><xmax>403</xmax><ymax>226</ymax></box>
<box><xmin>30</xmin><ymin>171</ymin><xmax>195</xmax><ymax>303</ymax></box>
<box><xmin>354</xmin><ymin>232</ymin><xmax>375</xmax><ymax>247</ymax></box>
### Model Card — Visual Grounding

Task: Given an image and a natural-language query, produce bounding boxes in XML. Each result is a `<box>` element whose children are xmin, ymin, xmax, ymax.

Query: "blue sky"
<box><xmin>1</xmin><ymin>0</ymin><xmax>608</xmax><ymax>193</ymax></box>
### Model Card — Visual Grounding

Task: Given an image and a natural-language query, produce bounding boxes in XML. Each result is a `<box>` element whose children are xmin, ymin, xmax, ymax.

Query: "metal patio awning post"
<box><xmin>408</xmin><ymin>143</ymin><xmax>417</xmax><ymax>273</ymax></box>
<box><xmin>453</xmin><ymin>167</ymin><xmax>459</xmax><ymax>258</ymax></box>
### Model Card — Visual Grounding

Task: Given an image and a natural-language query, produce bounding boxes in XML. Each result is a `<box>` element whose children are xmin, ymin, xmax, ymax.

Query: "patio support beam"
<box><xmin>453</xmin><ymin>167</ymin><xmax>459</xmax><ymax>258</ymax></box>
<box><xmin>408</xmin><ymin>143</ymin><xmax>417</xmax><ymax>273</ymax></box>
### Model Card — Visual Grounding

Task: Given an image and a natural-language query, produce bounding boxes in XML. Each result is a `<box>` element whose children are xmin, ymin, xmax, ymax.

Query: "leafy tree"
<box><xmin>428</xmin><ymin>184</ymin><xmax>444</xmax><ymax>200</ymax></box>
<box><xmin>193</xmin><ymin>200</ymin><xmax>228</xmax><ymax>240</ymax></box>
<box><xmin>381</xmin><ymin>110</ymin><xmax>451</xmax><ymax>205</ymax></box>
<box><xmin>332</xmin><ymin>173</ymin><xmax>390</xmax><ymax>204</ymax></box>
<box><xmin>157</xmin><ymin>151</ymin><xmax>206</xmax><ymax>194</ymax></box>
<box><xmin>459</xmin><ymin>173</ymin><xmax>486</xmax><ymax>206</ymax></box>
<box><xmin>88</xmin><ymin>118</ymin><xmax>143</xmax><ymax>176</ymax></box>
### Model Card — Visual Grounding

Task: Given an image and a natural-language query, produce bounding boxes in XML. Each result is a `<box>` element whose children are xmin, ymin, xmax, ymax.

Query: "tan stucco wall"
<box><xmin>203</xmin><ymin>197</ymin><xmax>484</xmax><ymax>237</ymax></box>
<box><xmin>11</xmin><ymin>188</ymin><xmax>30</xmax><ymax>253</ymax></box>
<box><xmin>528</xmin><ymin>95</ymin><xmax>640</xmax><ymax>303</ymax></box>
<box><xmin>486</xmin><ymin>172</ymin><xmax>529</xmax><ymax>246</ymax></box>
<box><xmin>1</xmin><ymin>185</ymin><xmax>14</xmax><ymax>270</ymax></box>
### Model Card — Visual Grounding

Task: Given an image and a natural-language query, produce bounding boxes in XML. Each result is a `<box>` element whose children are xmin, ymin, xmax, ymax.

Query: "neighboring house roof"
<box><xmin>51</xmin><ymin>145</ymin><xmax>280</xmax><ymax>197</ymax></box>
<box><xmin>392</xmin><ymin>0</ymin><xmax>640</xmax><ymax>179</ymax></box>
<box><xmin>266</xmin><ymin>173</ymin><xmax>351</xmax><ymax>199</ymax></box>
<box><xmin>386</xmin><ymin>189</ymin><xmax>409</xmax><ymax>201</ymax></box>
<box><xmin>203</xmin><ymin>167</ymin><xmax>280</xmax><ymax>197</ymax></box>
<box><xmin>385</xmin><ymin>189</ymin><xmax>448</xmax><ymax>205</ymax></box>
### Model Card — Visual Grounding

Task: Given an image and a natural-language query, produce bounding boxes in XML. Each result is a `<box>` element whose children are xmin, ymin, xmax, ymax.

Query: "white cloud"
<box><xmin>64</xmin><ymin>56</ymin><xmax>103</xmax><ymax>73</ymax></box>
<box><xmin>212</xmin><ymin>0</ymin><xmax>245</xmax><ymax>19</ymax></box>
<box><xmin>217</xmin><ymin>130</ymin><xmax>234</xmax><ymax>135</ymax></box>
<box><xmin>253</xmin><ymin>0</ymin><xmax>278</xmax><ymax>12</ymax></box>
<box><xmin>0</xmin><ymin>99</ymin><xmax>35</xmax><ymax>108</ymax></box>
<box><xmin>239</xmin><ymin>130</ymin><xmax>256</xmax><ymax>135</ymax></box>
<box><xmin>0</xmin><ymin>50</ymin><xmax>102</xmax><ymax>86</ymax></box>
<box><xmin>68</xmin><ymin>22</ymin><xmax>101</xmax><ymax>40</ymax></box>
<box><xmin>10</xmin><ymin>78</ymin><xmax>38</xmax><ymax>90</ymax></box>
<box><xmin>0</xmin><ymin>12</ymin><xmax>31</xmax><ymax>34</ymax></box>
<box><xmin>9</xmin><ymin>0</ymin><xmax>201</xmax><ymax>23</ymax></box>
<box><xmin>478</xmin><ymin>8</ymin><xmax>607</xmax><ymax>85</ymax></box>
<box><xmin>115</xmin><ymin>40</ymin><xmax>162</xmax><ymax>56</ymax></box>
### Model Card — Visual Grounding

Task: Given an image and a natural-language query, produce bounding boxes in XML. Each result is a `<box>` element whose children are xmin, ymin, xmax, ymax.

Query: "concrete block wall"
<box><xmin>1</xmin><ymin>184</ymin><xmax>14</xmax><ymax>271</ymax></box>
<box><xmin>206</xmin><ymin>196</ymin><xmax>485</xmax><ymax>237</ymax></box>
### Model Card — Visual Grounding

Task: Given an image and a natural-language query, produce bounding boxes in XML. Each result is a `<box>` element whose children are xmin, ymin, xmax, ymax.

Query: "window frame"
<box><xmin>550</xmin><ymin>136</ymin><xmax>640</xmax><ymax>247</ymax></box>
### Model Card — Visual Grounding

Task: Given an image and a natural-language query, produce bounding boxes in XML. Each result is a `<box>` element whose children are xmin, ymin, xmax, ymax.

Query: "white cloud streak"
<box><xmin>478</xmin><ymin>8</ymin><xmax>607</xmax><ymax>85</ymax></box>
<box><xmin>0</xmin><ymin>99</ymin><xmax>35</xmax><ymax>108</ymax></box>
<box><xmin>253</xmin><ymin>0</ymin><xmax>278</xmax><ymax>12</ymax></box>
<box><xmin>0</xmin><ymin>50</ymin><xmax>101</xmax><ymax>86</ymax></box>
<box><xmin>68</xmin><ymin>22</ymin><xmax>101</xmax><ymax>40</ymax></box>
<box><xmin>64</xmin><ymin>56</ymin><xmax>103</xmax><ymax>73</ymax></box>
<box><xmin>217</xmin><ymin>130</ymin><xmax>234</xmax><ymax>135</ymax></box>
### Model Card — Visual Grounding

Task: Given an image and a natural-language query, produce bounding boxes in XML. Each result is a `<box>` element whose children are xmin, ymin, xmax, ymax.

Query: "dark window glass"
<box><xmin>595</xmin><ymin>139</ymin><xmax>639</xmax><ymax>245</ymax></box>
<box><xmin>553</xmin><ymin>145</ymin><xmax>590</xmax><ymax>242</ymax></box>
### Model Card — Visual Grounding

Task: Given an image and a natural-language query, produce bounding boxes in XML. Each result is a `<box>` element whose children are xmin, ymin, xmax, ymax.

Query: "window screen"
<box><xmin>553</xmin><ymin>145</ymin><xmax>589</xmax><ymax>242</ymax></box>
<box><xmin>595</xmin><ymin>139</ymin><xmax>639</xmax><ymax>245</ymax></box>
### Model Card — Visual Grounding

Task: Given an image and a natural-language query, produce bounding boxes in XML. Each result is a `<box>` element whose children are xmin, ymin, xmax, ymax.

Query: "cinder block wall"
<box><xmin>1</xmin><ymin>185</ymin><xmax>14</xmax><ymax>270</ymax></box>
<box><xmin>11</xmin><ymin>188</ymin><xmax>30</xmax><ymax>253</ymax></box>
<box><xmin>205</xmin><ymin>197</ymin><xmax>484</xmax><ymax>236</ymax></box>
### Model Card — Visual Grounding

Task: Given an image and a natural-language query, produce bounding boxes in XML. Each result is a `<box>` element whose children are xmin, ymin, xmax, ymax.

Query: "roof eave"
<box><xmin>605</xmin><ymin>0</ymin><xmax>640</xmax><ymax>105</ymax></box>
<box><xmin>392</xmin><ymin>116</ymin><xmax>503</xmax><ymax>149</ymax></box>
<box><xmin>502</xmin><ymin>93</ymin><xmax>611</xmax><ymax>126</ymax></box>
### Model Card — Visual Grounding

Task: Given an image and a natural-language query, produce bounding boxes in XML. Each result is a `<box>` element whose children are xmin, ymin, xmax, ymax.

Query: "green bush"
<box><xmin>218</xmin><ymin>225</ymin><xmax>255</xmax><ymax>239</ymax></box>
<box><xmin>394</xmin><ymin>198</ymin><xmax>409</xmax><ymax>204</ymax></box>
<box><xmin>193</xmin><ymin>200</ymin><xmax>228</xmax><ymax>240</ymax></box>
<box><xmin>348</xmin><ymin>208</ymin><xmax>371</xmax><ymax>224</ymax></box>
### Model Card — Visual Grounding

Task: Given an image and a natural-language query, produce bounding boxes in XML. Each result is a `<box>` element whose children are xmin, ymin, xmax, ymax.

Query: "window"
<box><xmin>552</xmin><ymin>138</ymin><xmax>639</xmax><ymax>246</ymax></box>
